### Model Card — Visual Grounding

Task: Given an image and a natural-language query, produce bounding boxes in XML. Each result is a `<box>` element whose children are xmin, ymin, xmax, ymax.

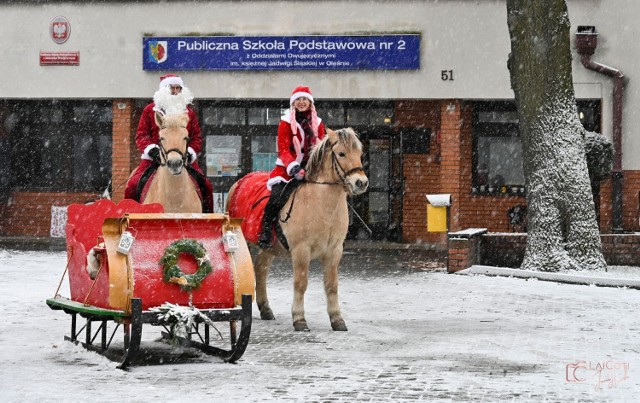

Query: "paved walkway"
<box><xmin>3</xmin><ymin>249</ymin><xmax>639</xmax><ymax>402</ymax></box>
<box><xmin>223</xmin><ymin>255</ymin><xmax>639</xmax><ymax>401</ymax></box>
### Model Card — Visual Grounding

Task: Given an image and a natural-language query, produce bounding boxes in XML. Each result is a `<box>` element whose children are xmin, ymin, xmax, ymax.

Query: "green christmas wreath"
<box><xmin>160</xmin><ymin>239</ymin><xmax>213</xmax><ymax>291</ymax></box>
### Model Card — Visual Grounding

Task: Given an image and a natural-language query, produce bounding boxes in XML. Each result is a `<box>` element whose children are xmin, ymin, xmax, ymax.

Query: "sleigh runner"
<box><xmin>46</xmin><ymin>199</ymin><xmax>255</xmax><ymax>369</ymax></box>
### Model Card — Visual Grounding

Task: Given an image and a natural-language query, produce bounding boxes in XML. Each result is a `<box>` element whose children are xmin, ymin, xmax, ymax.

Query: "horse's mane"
<box><xmin>306</xmin><ymin>128</ymin><xmax>362</xmax><ymax>181</ymax></box>
<box><xmin>159</xmin><ymin>113</ymin><xmax>188</xmax><ymax>129</ymax></box>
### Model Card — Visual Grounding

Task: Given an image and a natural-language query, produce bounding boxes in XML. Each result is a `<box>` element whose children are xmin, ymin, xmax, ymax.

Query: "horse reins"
<box><xmin>281</xmin><ymin>139</ymin><xmax>365</xmax><ymax>223</ymax></box>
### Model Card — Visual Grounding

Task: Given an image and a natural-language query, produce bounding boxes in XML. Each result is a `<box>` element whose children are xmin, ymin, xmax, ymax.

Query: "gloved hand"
<box><xmin>290</xmin><ymin>164</ymin><xmax>301</xmax><ymax>177</ymax></box>
<box><xmin>187</xmin><ymin>147</ymin><xmax>196</xmax><ymax>164</ymax></box>
<box><xmin>295</xmin><ymin>168</ymin><xmax>306</xmax><ymax>180</ymax></box>
<box><xmin>148</xmin><ymin>147</ymin><xmax>161</xmax><ymax>164</ymax></box>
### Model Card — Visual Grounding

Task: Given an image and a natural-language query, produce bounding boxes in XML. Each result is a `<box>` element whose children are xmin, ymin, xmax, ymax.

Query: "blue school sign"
<box><xmin>143</xmin><ymin>35</ymin><xmax>420</xmax><ymax>71</ymax></box>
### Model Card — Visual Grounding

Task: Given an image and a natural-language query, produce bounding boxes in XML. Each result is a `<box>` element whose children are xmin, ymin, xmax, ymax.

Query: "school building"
<box><xmin>1</xmin><ymin>0</ymin><xmax>639</xmax><ymax>245</ymax></box>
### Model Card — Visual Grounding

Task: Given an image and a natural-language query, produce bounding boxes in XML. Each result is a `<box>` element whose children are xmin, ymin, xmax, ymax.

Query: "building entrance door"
<box><xmin>348</xmin><ymin>129</ymin><xmax>401</xmax><ymax>241</ymax></box>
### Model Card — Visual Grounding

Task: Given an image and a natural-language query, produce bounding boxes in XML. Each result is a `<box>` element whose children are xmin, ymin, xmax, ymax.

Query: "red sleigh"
<box><xmin>46</xmin><ymin>199</ymin><xmax>254</xmax><ymax>368</ymax></box>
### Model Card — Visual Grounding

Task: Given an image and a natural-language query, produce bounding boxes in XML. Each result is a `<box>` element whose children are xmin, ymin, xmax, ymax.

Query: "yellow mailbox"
<box><xmin>426</xmin><ymin>194</ymin><xmax>451</xmax><ymax>232</ymax></box>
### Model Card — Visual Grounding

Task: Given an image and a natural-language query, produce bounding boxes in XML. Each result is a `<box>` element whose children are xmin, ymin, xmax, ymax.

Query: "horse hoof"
<box><xmin>258</xmin><ymin>304</ymin><xmax>275</xmax><ymax>320</ymax></box>
<box><xmin>331</xmin><ymin>320</ymin><xmax>348</xmax><ymax>331</ymax></box>
<box><xmin>293</xmin><ymin>320</ymin><xmax>310</xmax><ymax>332</ymax></box>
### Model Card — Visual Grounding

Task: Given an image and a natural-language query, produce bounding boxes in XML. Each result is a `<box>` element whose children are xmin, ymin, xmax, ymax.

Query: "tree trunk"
<box><xmin>506</xmin><ymin>0</ymin><xmax>606</xmax><ymax>271</ymax></box>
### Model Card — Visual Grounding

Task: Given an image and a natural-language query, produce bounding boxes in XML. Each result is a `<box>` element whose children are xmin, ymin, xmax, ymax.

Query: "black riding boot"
<box><xmin>258</xmin><ymin>183</ymin><xmax>285</xmax><ymax>249</ymax></box>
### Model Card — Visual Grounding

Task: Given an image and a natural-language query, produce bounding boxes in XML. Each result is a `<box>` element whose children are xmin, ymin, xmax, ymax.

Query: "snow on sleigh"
<box><xmin>46</xmin><ymin>199</ymin><xmax>255</xmax><ymax>369</ymax></box>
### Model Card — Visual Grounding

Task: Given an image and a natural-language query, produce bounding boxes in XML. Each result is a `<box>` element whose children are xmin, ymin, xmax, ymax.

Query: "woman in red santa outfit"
<box><xmin>258</xmin><ymin>85</ymin><xmax>326</xmax><ymax>248</ymax></box>
<box><xmin>124</xmin><ymin>74</ymin><xmax>214</xmax><ymax>212</ymax></box>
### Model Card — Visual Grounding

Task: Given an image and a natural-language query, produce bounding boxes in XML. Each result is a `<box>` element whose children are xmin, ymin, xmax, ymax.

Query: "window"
<box><xmin>472</xmin><ymin>100</ymin><xmax>601</xmax><ymax>195</ymax></box>
<box><xmin>401</xmin><ymin>128</ymin><xmax>431</xmax><ymax>154</ymax></box>
<box><xmin>347</xmin><ymin>107</ymin><xmax>393</xmax><ymax>126</ymax></box>
<box><xmin>201</xmin><ymin>106</ymin><xmax>245</xmax><ymax>125</ymax></box>
<box><xmin>6</xmin><ymin>100</ymin><xmax>112</xmax><ymax>192</ymax></box>
<box><xmin>248</xmin><ymin>107</ymin><xmax>285</xmax><ymax>125</ymax></box>
<box><xmin>319</xmin><ymin>107</ymin><xmax>346</xmax><ymax>126</ymax></box>
<box><xmin>251</xmin><ymin>136</ymin><xmax>277</xmax><ymax>172</ymax></box>
<box><xmin>205</xmin><ymin>135</ymin><xmax>242</xmax><ymax>177</ymax></box>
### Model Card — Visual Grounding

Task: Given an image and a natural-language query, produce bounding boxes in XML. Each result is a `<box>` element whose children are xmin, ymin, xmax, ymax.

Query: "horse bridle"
<box><xmin>330</xmin><ymin>141</ymin><xmax>366</xmax><ymax>187</ymax></box>
<box><xmin>282</xmin><ymin>139</ymin><xmax>366</xmax><ymax>224</ymax></box>
<box><xmin>157</xmin><ymin>126</ymin><xmax>189</xmax><ymax>168</ymax></box>
<box><xmin>307</xmin><ymin>140</ymin><xmax>366</xmax><ymax>191</ymax></box>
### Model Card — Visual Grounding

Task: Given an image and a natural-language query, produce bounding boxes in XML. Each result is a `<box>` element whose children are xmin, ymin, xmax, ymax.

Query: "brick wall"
<box><xmin>439</xmin><ymin>100</ymin><xmax>464</xmax><ymax>233</ymax></box>
<box><xmin>448</xmin><ymin>238</ymin><xmax>473</xmax><ymax>273</ymax></box>
<box><xmin>599</xmin><ymin>178</ymin><xmax>613</xmax><ymax>232</ymax></box>
<box><xmin>621</xmin><ymin>171</ymin><xmax>640</xmax><ymax>232</ymax></box>
<box><xmin>477</xmin><ymin>233</ymin><xmax>640</xmax><ymax>268</ymax></box>
<box><xmin>395</xmin><ymin>100</ymin><xmax>442</xmax><ymax>243</ymax></box>
<box><xmin>0</xmin><ymin>191</ymin><xmax>95</xmax><ymax>236</ymax></box>
<box><xmin>396</xmin><ymin>100</ymin><xmax>530</xmax><ymax>243</ymax></box>
<box><xmin>111</xmin><ymin>99</ymin><xmax>136</xmax><ymax>202</ymax></box>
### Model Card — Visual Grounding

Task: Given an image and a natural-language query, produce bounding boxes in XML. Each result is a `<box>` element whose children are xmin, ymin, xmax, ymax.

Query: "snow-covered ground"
<box><xmin>2</xmin><ymin>249</ymin><xmax>639</xmax><ymax>402</ymax></box>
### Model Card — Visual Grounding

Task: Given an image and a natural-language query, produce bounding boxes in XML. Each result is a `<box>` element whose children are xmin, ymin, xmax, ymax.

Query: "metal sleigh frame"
<box><xmin>46</xmin><ymin>294</ymin><xmax>252</xmax><ymax>369</ymax></box>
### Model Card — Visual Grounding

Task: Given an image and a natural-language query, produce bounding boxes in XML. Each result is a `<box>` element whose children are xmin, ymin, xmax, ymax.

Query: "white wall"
<box><xmin>2</xmin><ymin>0</ymin><xmax>639</xmax><ymax>167</ymax></box>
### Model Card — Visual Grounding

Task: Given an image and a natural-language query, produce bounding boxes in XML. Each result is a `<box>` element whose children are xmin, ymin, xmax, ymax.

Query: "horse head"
<box><xmin>307</xmin><ymin>128</ymin><xmax>369</xmax><ymax>196</ymax></box>
<box><xmin>154</xmin><ymin>112</ymin><xmax>190</xmax><ymax>176</ymax></box>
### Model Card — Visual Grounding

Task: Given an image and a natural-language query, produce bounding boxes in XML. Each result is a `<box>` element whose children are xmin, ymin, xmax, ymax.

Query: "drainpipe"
<box><xmin>575</xmin><ymin>26</ymin><xmax>625</xmax><ymax>233</ymax></box>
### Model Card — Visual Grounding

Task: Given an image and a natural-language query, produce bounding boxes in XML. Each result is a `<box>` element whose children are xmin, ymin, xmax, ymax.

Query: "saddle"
<box><xmin>135</xmin><ymin>163</ymin><xmax>211</xmax><ymax>213</ymax></box>
<box><xmin>228</xmin><ymin>172</ymin><xmax>300</xmax><ymax>249</ymax></box>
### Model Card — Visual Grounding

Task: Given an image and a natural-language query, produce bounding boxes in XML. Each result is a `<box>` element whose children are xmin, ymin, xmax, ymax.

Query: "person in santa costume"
<box><xmin>258</xmin><ymin>85</ymin><xmax>326</xmax><ymax>248</ymax></box>
<box><xmin>124</xmin><ymin>74</ymin><xmax>214</xmax><ymax>212</ymax></box>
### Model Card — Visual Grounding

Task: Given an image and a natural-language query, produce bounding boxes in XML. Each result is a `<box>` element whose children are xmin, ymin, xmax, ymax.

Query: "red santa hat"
<box><xmin>290</xmin><ymin>86</ymin><xmax>314</xmax><ymax>105</ymax></box>
<box><xmin>159</xmin><ymin>74</ymin><xmax>184</xmax><ymax>89</ymax></box>
<box><xmin>288</xmin><ymin>85</ymin><xmax>319</xmax><ymax>137</ymax></box>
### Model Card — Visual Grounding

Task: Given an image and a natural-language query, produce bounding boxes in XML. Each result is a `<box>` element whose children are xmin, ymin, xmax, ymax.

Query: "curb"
<box><xmin>457</xmin><ymin>265</ymin><xmax>640</xmax><ymax>290</ymax></box>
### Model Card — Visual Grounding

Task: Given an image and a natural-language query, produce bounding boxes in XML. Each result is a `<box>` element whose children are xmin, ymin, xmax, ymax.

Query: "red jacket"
<box><xmin>136</xmin><ymin>103</ymin><xmax>202</xmax><ymax>160</ymax></box>
<box><xmin>267</xmin><ymin>113</ymin><xmax>325</xmax><ymax>189</ymax></box>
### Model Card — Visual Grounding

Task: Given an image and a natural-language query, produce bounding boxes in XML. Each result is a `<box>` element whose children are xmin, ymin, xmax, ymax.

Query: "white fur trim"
<box><xmin>142</xmin><ymin>144</ymin><xmax>159</xmax><ymax>160</ymax></box>
<box><xmin>266</xmin><ymin>176</ymin><xmax>291</xmax><ymax>191</ymax></box>
<box><xmin>159</xmin><ymin>76</ymin><xmax>184</xmax><ymax>89</ymax></box>
<box><xmin>281</xmin><ymin>109</ymin><xmax>292</xmax><ymax>123</ymax></box>
<box><xmin>286</xmin><ymin>161</ymin><xmax>300</xmax><ymax>175</ymax></box>
<box><xmin>290</xmin><ymin>91</ymin><xmax>314</xmax><ymax>104</ymax></box>
<box><xmin>187</xmin><ymin>147</ymin><xmax>197</xmax><ymax>163</ymax></box>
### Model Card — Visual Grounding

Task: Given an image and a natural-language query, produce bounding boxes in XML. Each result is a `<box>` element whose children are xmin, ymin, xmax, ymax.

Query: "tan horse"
<box><xmin>227</xmin><ymin>128</ymin><xmax>368</xmax><ymax>331</ymax></box>
<box><xmin>88</xmin><ymin>113</ymin><xmax>201</xmax><ymax>279</ymax></box>
<box><xmin>143</xmin><ymin>112</ymin><xmax>202</xmax><ymax>213</ymax></box>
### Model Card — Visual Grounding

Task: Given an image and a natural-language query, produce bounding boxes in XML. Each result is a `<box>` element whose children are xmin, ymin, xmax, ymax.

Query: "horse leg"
<box><xmin>291</xmin><ymin>248</ymin><xmax>311</xmax><ymax>331</ymax></box>
<box><xmin>322</xmin><ymin>251</ymin><xmax>347</xmax><ymax>331</ymax></box>
<box><xmin>254</xmin><ymin>250</ymin><xmax>275</xmax><ymax>320</ymax></box>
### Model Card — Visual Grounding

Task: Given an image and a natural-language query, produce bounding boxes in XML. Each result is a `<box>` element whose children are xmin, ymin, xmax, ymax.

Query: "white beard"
<box><xmin>153</xmin><ymin>86</ymin><xmax>195</xmax><ymax>116</ymax></box>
